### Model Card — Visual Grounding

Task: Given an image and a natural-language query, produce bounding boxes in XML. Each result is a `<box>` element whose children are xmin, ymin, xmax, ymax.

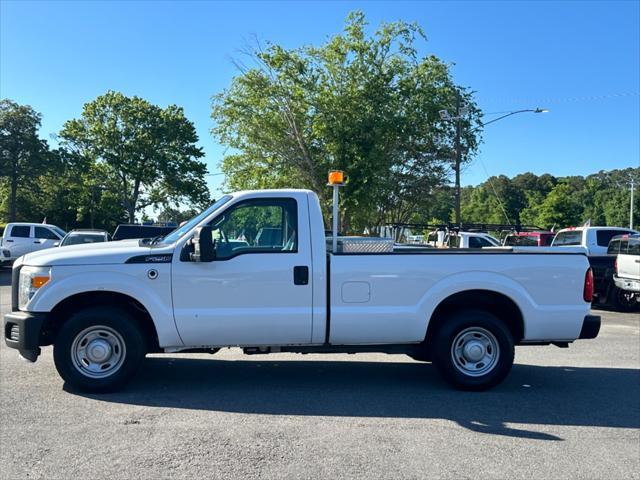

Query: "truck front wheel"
<box><xmin>432</xmin><ymin>309</ymin><xmax>514</xmax><ymax>391</ymax></box>
<box><xmin>53</xmin><ymin>307</ymin><xmax>145</xmax><ymax>393</ymax></box>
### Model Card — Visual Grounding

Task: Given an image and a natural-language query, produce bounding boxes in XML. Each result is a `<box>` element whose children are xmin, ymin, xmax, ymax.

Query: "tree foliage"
<box><xmin>212</xmin><ymin>11</ymin><xmax>482</xmax><ymax>230</ymax></box>
<box><xmin>0</xmin><ymin>143</ymin><xmax>130</xmax><ymax>231</ymax></box>
<box><xmin>460</xmin><ymin>168</ymin><xmax>639</xmax><ymax>229</ymax></box>
<box><xmin>0</xmin><ymin>99</ymin><xmax>52</xmax><ymax>221</ymax></box>
<box><xmin>60</xmin><ymin>91</ymin><xmax>210</xmax><ymax>222</ymax></box>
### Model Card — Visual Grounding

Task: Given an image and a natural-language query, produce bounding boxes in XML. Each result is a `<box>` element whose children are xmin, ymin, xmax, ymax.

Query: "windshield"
<box><xmin>51</xmin><ymin>226</ymin><xmax>67</xmax><ymax>238</ymax></box>
<box><xmin>505</xmin><ymin>235</ymin><xmax>538</xmax><ymax>246</ymax></box>
<box><xmin>553</xmin><ymin>230</ymin><xmax>583</xmax><ymax>246</ymax></box>
<box><xmin>62</xmin><ymin>234</ymin><xmax>106</xmax><ymax>246</ymax></box>
<box><xmin>485</xmin><ymin>235</ymin><xmax>501</xmax><ymax>246</ymax></box>
<box><xmin>159</xmin><ymin>195</ymin><xmax>233</xmax><ymax>244</ymax></box>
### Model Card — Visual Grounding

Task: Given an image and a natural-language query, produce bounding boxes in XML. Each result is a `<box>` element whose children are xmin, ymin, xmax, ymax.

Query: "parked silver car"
<box><xmin>58</xmin><ymin>229</ymin><xmax>110</xmax><ymax>247</ymax></box>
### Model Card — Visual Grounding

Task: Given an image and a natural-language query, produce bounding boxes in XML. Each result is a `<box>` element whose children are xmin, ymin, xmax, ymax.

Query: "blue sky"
<box><xmin>1</xmin><ymin>0</ymin><xmax>639</xmax><ymax>198</ymax></box>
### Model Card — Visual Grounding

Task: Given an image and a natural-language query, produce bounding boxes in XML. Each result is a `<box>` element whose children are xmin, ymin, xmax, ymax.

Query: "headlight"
<box><xmin>19</xmin><ymin>266</ymin><xmax>51</xmax><ymax>310</ymax></box>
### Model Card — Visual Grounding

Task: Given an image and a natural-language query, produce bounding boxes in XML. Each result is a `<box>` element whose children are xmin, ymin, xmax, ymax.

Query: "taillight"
<box><xmin>614</xmin><ymin>258</ymin><xmax>618</xmax><ymax>275</ymax></box>
<box><xmin>583</xmin><ymin>268</ymin><xmax>594</xmax><ymax>303</ymax></box>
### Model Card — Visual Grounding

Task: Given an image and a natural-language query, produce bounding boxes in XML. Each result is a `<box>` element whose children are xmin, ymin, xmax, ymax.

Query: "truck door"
<box><xmin>33</xmin><ymin>226</ymin><xmax>62</xmax><ymax>251</ymax></box>
<box><xmin>171</xmin><ymin>195</ymin><xmax>313</xmax><ymax>346</ymax></box>
<box><xmin>5</xmin><ymin>225</ymin><xmax>32</xmax><ymax>258</ymax></box>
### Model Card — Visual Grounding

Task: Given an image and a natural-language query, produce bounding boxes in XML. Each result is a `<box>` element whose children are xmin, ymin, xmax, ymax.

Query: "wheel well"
<box><xmin>43</xmin><ymin>291</ymin><xmax>160</xmax><ymax>352</ymax></box>
<box><xmin>424</xmin><ymin>290</ymin><xmax>524</xmax><ymax>352</ymax></box>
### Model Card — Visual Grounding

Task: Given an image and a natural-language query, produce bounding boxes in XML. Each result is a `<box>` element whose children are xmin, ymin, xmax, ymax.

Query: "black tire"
<box><xmin>408</xmin><ymin>353</ymin><xmax>431</xmax><ymax>362</ymax></box>
<box><xmin>432</xmin><ymin>309</ymin><xmax>514</xmax><ymax>391</ymax></box>
<box><xmin>53</xmin><ymin>307</ymin><xmax>146</xmax><ymax>393</ymax></box>
<box><xmin>611</xmin><ymin>287</ymin><xmax>639</xmax><ymax>312</ymax></box>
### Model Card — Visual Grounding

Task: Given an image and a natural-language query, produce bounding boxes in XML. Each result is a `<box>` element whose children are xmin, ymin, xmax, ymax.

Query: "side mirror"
<box><xmin>53</xmin><ymin>241</ymin><xmax>60</xmax><ymax>247</ymax></box>
<box><xmin>190</xmin><ymin>225</ymin><xmax>215</xmax><ymax>262</ymax></box>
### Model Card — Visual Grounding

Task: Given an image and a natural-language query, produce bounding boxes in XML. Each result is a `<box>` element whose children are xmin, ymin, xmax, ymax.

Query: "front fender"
<box><xmin>27</xmin><ymin>265</ymin><xmax>182</xmax><ymax>347</ymax></box>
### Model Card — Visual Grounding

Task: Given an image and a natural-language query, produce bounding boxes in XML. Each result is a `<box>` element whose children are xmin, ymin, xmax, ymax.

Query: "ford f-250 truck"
<box><xmin>4</xmin><ymin>189</ymin><xmax>600</xmax><ymax>392</ymax></box>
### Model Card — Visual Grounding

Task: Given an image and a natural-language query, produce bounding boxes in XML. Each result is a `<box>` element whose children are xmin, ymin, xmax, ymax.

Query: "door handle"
<box><xmin>5</xmin><ymin>239</ymin><xmax>13</xmax><ymax>243</ymax></box>
<box><xmin>33</xmin><ymin>241</ymin><xmax>41</xmax><ymax>244</ymax></box>
<box><xmin>293</xmin><ymin>266</ymin><xmax>309</xmax><ymax>285</ymax></box>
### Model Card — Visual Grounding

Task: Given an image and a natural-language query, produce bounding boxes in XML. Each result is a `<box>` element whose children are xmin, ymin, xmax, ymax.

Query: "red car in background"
<box><xmin>503</xmin><ymin>231</ymin><xmax>555</xmax><ymax>247</ymax></box>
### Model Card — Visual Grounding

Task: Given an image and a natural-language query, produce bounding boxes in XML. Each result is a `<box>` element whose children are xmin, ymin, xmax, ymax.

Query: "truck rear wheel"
<box><xmin>53</xmin><ymin>307</ymin><xmax>145</xmax><ymax>393</ymax></box>
<box><xmin>611</xmin><ymin>287</ymin><xmax>639</xmax><ymax>312</ymax></box>
<box><xmin>432</xmin><ymin>309</ymin><xmax>514</xmax><ymax>391</ymax></box>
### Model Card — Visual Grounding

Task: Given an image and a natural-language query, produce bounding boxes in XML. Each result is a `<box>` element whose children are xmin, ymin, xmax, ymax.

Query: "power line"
<box><xmin>477</xmin><ymin>158</ymin><xmax>512</xmax><ymax>225</ymax></box>
<box><xmin>481</xmin><ymin>91</ymin><xmax>639</xmax><ymax>108</ymax></box>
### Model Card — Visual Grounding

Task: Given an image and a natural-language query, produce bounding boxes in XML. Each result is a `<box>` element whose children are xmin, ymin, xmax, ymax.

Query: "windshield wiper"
<box><xmin>140</xmin><ymin>235</ymin><xmax>165</xmax><ymax>246</ymax></box>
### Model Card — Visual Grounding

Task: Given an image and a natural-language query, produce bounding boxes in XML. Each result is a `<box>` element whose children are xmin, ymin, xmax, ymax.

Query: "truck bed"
<box><xmin>327</xmin><ymin>249</ymin><xmax>589</xmax><ymax>345</ymax></box>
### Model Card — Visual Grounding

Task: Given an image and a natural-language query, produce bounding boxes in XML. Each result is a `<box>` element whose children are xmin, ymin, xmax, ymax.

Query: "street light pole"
<box><xmin>475</xmin><ymin>108</ymin><xmax>548</xmax><ymax>130</ymax></box>
<box><xmin>631</xmin><ymin>179</ymin><xmax>635</xmax><ymax>230</ymax></box>
<box><xmin>442</xmin><ymin>104</ymin><xmax>548</xmax><ymax>226</ymax></box>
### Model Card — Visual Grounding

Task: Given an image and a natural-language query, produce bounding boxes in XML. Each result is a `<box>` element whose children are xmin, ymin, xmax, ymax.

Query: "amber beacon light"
<box><xmin>327</xmin><ymin>170</ymin><xmax>346</xmax><ymax>253</ymax></box>
<box><xmin>328</xmin><ymin>170</ymin><xmax>345</xmax><ymax>186</ymax></box>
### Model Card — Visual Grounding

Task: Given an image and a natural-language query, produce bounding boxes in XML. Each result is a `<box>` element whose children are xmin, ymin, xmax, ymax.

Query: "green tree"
<box><xmin>60</xmin><ymin>91</ymin><xmax>210</xmax><ymax>222</ymax></box>
<box><xmin>156</xmin><ymin>205</ymin><xmax>199</xmax><ymax>225</ymax></box>
<box><xmin>0</xmin><ymin>99</ymin><xmax>52</xmax><ymax>221</ymax></box>
<box><xmin>590</xmin><ymin>168</ymin><xmax>639</xmax><ymax>227</ymax></box>
<box><xmin>460</xmin><ymin>175</ymin><xmax>526</xmax><ymax>224</ymax></box>
<box><xmin>515</xmin><ymin>173</ymin><xmax>557</xmax><ymax>227</ymax></box>
<box><xmin>536</xmin><ymin>182</ymin><xmax>583</xmax><ymax>229</ymax></box>
<box><xmin>212</xmin><ymin>12</ymin><xmax>482</xmax><ymax>231</ymax></box>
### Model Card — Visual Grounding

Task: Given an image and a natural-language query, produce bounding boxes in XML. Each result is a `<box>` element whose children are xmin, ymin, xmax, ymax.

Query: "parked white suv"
<box><xmin>613</xmin><ymin>233</ymin><xmax>640</xmax><ymax>295</ymax></box>
<box><xmin>0</xmin><ymin>223</ymin><xmax>66</xmax><ymax>266</ymax></box>
<box><xmin>552</xmin><ymin>226</ymin><xmax>638</xmax><ymax>256</ymax></box>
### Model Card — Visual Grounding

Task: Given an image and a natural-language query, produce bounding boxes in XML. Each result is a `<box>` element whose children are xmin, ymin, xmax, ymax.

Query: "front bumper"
<box><xmin>579</xmin><ymin>314</ymin><xmax>601</xmax><ymax>340</ymax></box>
<box><xmin>4</xmin><ymin>311</ymin><xmax>48</xmax><ymax>362</ymax></box>
<box><xmin>0</xmin><ymin>249</ymin><xmax>12</xmax><ymax>264</ymax></box>
<box><xmin>614</xmin><ymin>276</ymin><xmax>640</xmax><ymax>293</ymax></box>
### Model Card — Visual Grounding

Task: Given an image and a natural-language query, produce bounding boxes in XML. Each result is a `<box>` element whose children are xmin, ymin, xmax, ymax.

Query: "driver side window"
<box><xmin>469</xmin><ymin>237</ymin><xmax>491</xmax><ymax>248</ymax></box>
<box><xmin>210</xmin><ymin>198</ymin><xmax>298</xmax><ymax>260</ymax></box>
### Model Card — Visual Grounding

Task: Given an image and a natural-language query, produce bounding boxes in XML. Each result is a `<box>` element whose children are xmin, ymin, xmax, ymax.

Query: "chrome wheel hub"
<box><xmin>451</xmin><ymin>327</ymin><xmax>500</xmax><ymax>377</ymax></box>
<box><xmin>86</xmin><ymin>339</ymin><xmax>112</xmax><ymax>363</ymax></box>
<box><xmin>463</xmin><ymin>340</ymin><xmax>485</xmax><ymax>362</ymax></box>
<box><xmin>71</xmin><ymin>326</ymin><xmax>126</xmax><ymax>379</ymax></box>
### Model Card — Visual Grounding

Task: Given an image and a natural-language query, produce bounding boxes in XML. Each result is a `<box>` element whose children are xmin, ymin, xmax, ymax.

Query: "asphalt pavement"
<box><xmin>0</xmin><ymin>267</ymin><xmax>638</xmax><ymax>479</ymax></box>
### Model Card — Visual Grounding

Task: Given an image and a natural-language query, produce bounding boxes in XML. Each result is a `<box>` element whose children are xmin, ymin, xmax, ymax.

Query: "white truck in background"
<box><xmin>425</xmin><ymin>230</ymin><xmax>501</xmax><ymax>248</ymax></box>
<box><xmin>1</xmin><ymin>223</ymin><xmax>66</xmax><ymax>267</ymax></box>
<box><xmin>448</xmin><ymin>231</ymin><xmax>501</xmax><ymax>248</ymax></box>
<box><xmin>551</xmin><ymin>226</ymin><xmax>638</xmax><ymax>255</ymax></box>
<box><xmin>4</xmin><ymin>188</ymin><xmax>599</xmax><ymax>393</ymax></box>
<box><xmin>613</xmin><ymin>233</ymin><xmax>640</xmax><ymax>296</ymax></box>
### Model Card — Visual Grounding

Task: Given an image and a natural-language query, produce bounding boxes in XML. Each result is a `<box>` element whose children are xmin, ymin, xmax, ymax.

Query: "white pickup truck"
<box><xmin>1</xmin><ymin>222</ymin><xmax>66</xmax><ymax>266</ymax></box>
<box><xmin>552</xmin><ymin>226</ymin><xmax>638</xmax><ymax>255</ymax></box>
<box><xmin>4</xmin><ymin>189</ymin><xmax>600</xmax><ymax>392</ymax></box>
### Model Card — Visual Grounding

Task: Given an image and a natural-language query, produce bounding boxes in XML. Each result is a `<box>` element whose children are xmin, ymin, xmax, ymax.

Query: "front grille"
<box><xmin>11</xmin><ymin>265</ymin><xmax>21</xmax><ymax>311</ymax></box>
<box><xmin>8</xmin><ymin>324</ymin><xmax>19</xmax><ymax>342</ymax></box>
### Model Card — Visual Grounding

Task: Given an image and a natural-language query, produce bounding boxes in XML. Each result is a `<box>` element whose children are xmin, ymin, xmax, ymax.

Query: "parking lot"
<box><xmin>0</xmin><ymin>267</ymin><xmax>638</xmax><ymax>479</ymax></box>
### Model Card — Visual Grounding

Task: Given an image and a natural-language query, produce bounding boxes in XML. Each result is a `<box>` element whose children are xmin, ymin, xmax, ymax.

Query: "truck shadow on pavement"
<box><xmin>74</xmin><ymin>357</ymin><xmax>640</xmax><ymax>441</ymax></box>
<box><xmin>0</xmin><ymin>269</ymin><xmax>11</xmax><ymax>287</ymax></box>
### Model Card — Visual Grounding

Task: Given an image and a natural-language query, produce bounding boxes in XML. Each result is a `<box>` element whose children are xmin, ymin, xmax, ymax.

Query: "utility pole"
<box><xmin>631</xmin><ymin>179</ymin><xmax>635</xmax><ymax>230</ymax></box>
<box><xmin>454</xmin><ymin>91</ymin><xmax>462</xmax><ymax>226</ymax></box>
<box><xmin>439</xmin><ymin>98</ymin><xmax>546</xmax><ymax>227</ymax></box>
